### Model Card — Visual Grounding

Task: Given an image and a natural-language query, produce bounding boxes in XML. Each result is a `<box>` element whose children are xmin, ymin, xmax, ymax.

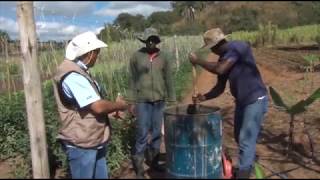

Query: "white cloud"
<box><xmin>0</xmin><ymin>16</ymin><xmax>19</xmax><ymax>39</ymax></box>
<box><xmin>0</xmin><ymin>16</ymin><xmax>101</xmax><ymax>41</ymax></box>
<box><xmin>63</xmin><ymin>26</ymin><xmax>77</xmax><ymax>34</ymax></box>
<box><xmin>0</xmin><ymin>1</ymin><xmax>174</xmax><ymax>41</ymax></box>
<box><xmin>0</xmin><ymin>1</ymin><xmax>96</xmax><ymax>17</ymax></box>
<box><xmin>94</xmin><ymin>1</ymin><xmax>172</xmax><ymax>17</ymax></box>
<box><xmin>34</xmin><ymin>2</ymin><xmax>95</xmax><ymax>17</ymax></box>
<box><xmin>36</xmin><ymin>21</ymin><xmax>100</xmax><ymax>41</ymax></box>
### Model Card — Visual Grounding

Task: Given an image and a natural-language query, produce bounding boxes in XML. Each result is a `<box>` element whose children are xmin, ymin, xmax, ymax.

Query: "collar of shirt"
<box><xmin>149</xmin><ymin>52</ymin><xmax>159</xmax><ymax>62</ymax></box>
<box><xmin>221</xmin><ymin>41</ymin><xmax>231</xmax><ymax>56</ymax></box>
<box><xmin>75</xmin><ymin>59</ymin><xmax>101</xmax><ymax>91</ymax></box>
<box><xmin>75</xmin><ymin>59</ymin><xmax>89</xmax><ymax>72</ymax></box>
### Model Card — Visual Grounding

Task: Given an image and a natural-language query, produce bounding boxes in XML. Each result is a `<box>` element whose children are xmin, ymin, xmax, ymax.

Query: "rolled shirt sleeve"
<box><xmin>62</xmin><ymin>72</ymin><xmax>101</xmax><ymax>108</ymax></box>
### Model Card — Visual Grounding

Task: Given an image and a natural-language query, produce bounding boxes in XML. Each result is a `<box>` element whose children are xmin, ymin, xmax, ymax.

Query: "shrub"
<box><xmin>0</xmin><ymin>80</ymin><xmax>136</xmax><ymax>177</ymax></box>
<box><xmin>0</xmin><ymin>35</ymin><xmax>198</xmax><ymax>178</ymax></box>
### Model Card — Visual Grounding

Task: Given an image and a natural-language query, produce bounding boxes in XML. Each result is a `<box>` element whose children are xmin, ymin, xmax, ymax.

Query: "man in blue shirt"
<box><xmin>189</xmin><ymin>28</ymin><xmax>268</xmax><ymax>179</ymax></box>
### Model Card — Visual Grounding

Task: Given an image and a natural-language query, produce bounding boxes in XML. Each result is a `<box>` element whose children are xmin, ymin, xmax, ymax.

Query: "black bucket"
<box><xmin>163</xmin><ymin>104</ymin><xmax>223</xmax><ymax>179</ymax></box>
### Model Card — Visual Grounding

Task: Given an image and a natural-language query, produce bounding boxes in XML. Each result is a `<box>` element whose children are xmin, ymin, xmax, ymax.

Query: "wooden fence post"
<box><xmin>4</xmin><ymin>37</ymin><xmax>9</xmax><ymax>62</ymax></box>
<box><xmin>174</xmin><ymin>35</ymin><xmax>180</xmax><ymax>71</ymax></box>
<box><xmin>16</xmin><ymin>1</ymin><xmax>50</xmax><ymax>178</ymax></box>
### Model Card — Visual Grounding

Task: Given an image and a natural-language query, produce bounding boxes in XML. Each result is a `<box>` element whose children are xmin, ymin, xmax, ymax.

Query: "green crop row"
<box><xmin>0</xmin><ymin>35</ymin><xmax>198</xmax><ymax>178</ymax></box>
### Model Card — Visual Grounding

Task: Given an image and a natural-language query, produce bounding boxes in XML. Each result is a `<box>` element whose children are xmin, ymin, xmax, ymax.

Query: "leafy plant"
<box><xmin>254</xmin><ymin>163</ymin><xmax>265</xmax><ymax>179</ymax></box>
<box><xmin>303</xmin><ymin>54</ymin><xmax>319</xmax><ymax>70</ymax></box>
<box><xmin>0</xmin><ymin>35</ymin><xmax>197</xmax><ymax>177</ymax></box>
<box><xmin>269</xmin><ymin>86</ymin><xmax>320</xmax><ymax>155</ymax></box>
<box><xmin>301</xmin><ymin>54</ymin><xmax>319</xmax><ymax>93</ymax></box>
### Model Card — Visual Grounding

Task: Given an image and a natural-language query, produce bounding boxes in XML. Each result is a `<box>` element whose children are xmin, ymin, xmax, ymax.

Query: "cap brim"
<box><xmin>200</xmin><ymin>35</ymin><xmax>228</xmax><ymax>49</ymax></box>
<box><xmin>201</xmin><ymin>42</ymin><xmax>218</xmax><ymax>49</ymax></box>
<box><xmin>95</xmin><ymin>39</ymin><xmax>108</xmax><ymax>48</ymax></box>
<box><xmin>138</xmin><ymin>36</ymin><xmax>161</xmax><ymax>44</ymax></box>
<box><xmin>137</xmin><ymin>37</ymin><xmax>147</xmax><ymax>43</ymax></box>
<box><xmin>86</xmin><ymin>39</ymin><xmax>108</xmax><ymax>52</ymax></box>
<box><xmin>65</xmin><ymin>39</ymin><xmax>107</xmax><ymax>60</ymax></box>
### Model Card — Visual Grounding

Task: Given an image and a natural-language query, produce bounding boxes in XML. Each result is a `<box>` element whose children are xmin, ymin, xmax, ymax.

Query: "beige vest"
<box><xmin>53</xmin><ymin>60</ymin><xmax>110</xmax><ymax>148</ymax></box>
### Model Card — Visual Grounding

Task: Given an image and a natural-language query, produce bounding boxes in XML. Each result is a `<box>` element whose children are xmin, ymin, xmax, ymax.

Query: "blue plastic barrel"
<box><xmin>164</xmin><ymin>104</ymin><xmax>222</xmax><ymax>179</ymax></box>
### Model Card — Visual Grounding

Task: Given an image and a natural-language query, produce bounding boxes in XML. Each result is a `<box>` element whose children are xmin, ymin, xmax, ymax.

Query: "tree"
<box><xmin>0</xmin><ymin>30</ymin><xmax>10</xmax><ymax>58</ymax></box>
<box><xmin>16</xmin><ymin>1</ymin><xmax>49</xmax><ymax>178</ymax></box>
<box><xmin>146</xmin><ymin>11</ymin><xmax>180</xmax><ymax>35</ymax></box>
<box><xmin>171</xmin><ymin>1</ymin><xmax>207</xmax><ymax>22</ymax></box>
<box><xmin>295</xmin><ymin>1</ymin><xmax>320</xmax><ymax>25</ymax></box>
<box><xmin>228</xmin><ymin>6</ymin><xmax>259</xmax><ymax>32</ymax></box>
<box><xmin>147</xmin><ymin>11</ymin><xmax>180</xmax><ymax>26</ymax></box>
<box><xmin>0</xmin><ymin>30</ymin><xmax>10</xmax><ymax>41</ymax></box>
<box><xmin>99</xmin><ymin>23</ymin><xmax>120</xmax><ymax>43</ymax></box>
<box><xmin>113</xmin><ymin>13</ymin><xmax>147</xmax><ymax>32</ymax></box>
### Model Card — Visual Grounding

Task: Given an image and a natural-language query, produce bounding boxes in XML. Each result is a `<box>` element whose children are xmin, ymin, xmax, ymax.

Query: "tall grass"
<box><xmin>229</xmin><ymin>24</ymin><xmax>320</xmax><ymax>46</ymax></box>
<box><xmin>1</xmin><ymin>23</ymin><xmax>319</xmax><ymax>177</ymax></box>
<box><xmin>1</xmin><ymin>24</ymin><xmax>319</xmax><ymax>96</ymax></box>
<box><xmin>0</xmin><ymin>35</ymin><xmax>201</xmax><ymax>177</ymax></box>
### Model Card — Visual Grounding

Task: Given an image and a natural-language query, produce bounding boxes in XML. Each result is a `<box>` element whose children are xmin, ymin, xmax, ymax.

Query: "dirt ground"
<box><xmin>1</xmin><ymin>45</ymin><xmax>319</xmax><ymax>179</ymax></box>
<box><xmin>0</xmin><ymin>161</ymin><xmax>12</xmax><ymax>178</ymax></box>
<box><xmin>111</xmin><ymin>45</ymin><xmax>320</xmax><ymax>179</ymax></box>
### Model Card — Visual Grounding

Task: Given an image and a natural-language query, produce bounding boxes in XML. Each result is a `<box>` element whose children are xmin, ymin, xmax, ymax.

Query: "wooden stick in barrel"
<box><xmin>187</xmin><ymin>65</ymin><xmax>199</xmax><ymax>114</ymax></box>
<box><xmin>192</xmin><ymin>65</ymin><xmax>198</xmax><ymax>104</ymax></box>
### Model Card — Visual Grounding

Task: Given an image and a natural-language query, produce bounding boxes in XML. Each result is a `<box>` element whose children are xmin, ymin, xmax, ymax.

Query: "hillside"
<box><xmin>98</xmin><ymin>1</ymin><xmax>320</xmax><ymax>42</ymax></box>
<box><xmin>171</xmin><ymin>1</ymin><xmax>320</xmax><ymax>34</ymax></box>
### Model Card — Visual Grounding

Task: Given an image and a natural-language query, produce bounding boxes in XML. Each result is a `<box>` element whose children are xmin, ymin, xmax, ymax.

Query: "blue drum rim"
<box><xmin>164</xmin><ymin>104</ymin><xmax>221</xmax><ymax>116</ymax></box>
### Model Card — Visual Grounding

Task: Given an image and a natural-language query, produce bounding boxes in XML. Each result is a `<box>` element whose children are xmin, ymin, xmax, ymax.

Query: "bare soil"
<box><xmin>112</xmin><ymin>45</ymin><xmax>320</xmax><ymax>179</ymax></box>
<box><xmin>0</xmin><ymin>161</ymin><xmax>12</xmax><ymax>178</ymax></box>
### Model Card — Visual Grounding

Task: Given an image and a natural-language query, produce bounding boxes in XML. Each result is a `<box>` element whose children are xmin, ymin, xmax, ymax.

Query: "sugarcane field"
<box><xmin>0</xmin><ymin>1</ymin><xmax>320</xmax><ymax>179</ymax></box>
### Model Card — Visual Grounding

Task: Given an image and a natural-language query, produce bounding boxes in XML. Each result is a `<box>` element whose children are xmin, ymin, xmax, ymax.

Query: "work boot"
<box><xmin>234</xmin><ymin>168</ymin><xmax>252</xmax><ymax>179</ymax></box>
<box><xmin>131</xmin><ymin>154</ymin><xmax>145</xmax><ymax>179</ymax></box>
<box><xmin>145</xmin><ymin>148</ymin><xmax>166</xmax><ymax>172</ymax></box>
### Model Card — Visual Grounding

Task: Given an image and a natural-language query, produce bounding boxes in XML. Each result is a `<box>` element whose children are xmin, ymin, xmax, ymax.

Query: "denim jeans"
<box><xmin>133</xmin><ymin>101</ymin><xmax>165</xmax><ymax>155</ymax></box>
<box><xmin>62</xmin><ymin>142</ymin><xmax>108</xmax><ymax>179</ymax></box>
<box><xmin>234</xmin><ymin>97</ymin><xmax>268</xmax><ymax>171</ymax></box>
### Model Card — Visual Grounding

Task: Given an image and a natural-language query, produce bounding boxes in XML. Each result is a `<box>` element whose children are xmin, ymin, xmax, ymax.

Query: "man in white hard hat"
<box><xmin>189</xmin><ymin>28</ymin><xmax>268</xmax><ymax>179</ymax></box>
<box><xmin>52</xmin><ymin>31</ymin><xmax>128</xmax><ymax>179</ymax></box>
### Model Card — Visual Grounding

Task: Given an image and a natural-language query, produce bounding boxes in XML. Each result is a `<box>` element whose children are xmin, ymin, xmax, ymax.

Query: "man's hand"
<box><xmin>189</xmin><ymin>52</ymin><xmax>199</xmax><ymax>65</ymax></box>
<box><xmin>128</xmin><ymin>104</ymin><xmax>137</xmax><ymax>117</ymax></box>
<box><xmin>111</xmin><ymin>94</ymin><xmax>128</xmax><ymax>120</ymax></box>
<box><xmin>192</xmin><ymin>93</ymin><xmax>206</xmax><ymax>103</ymax></box>
<box><xmin>109</xmin><ymin>111</ymin><xmax>125</xmax><ymax>120</ymax></box>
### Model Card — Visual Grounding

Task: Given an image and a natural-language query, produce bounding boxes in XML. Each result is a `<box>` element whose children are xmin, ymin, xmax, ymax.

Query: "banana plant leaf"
<box><xmin>289</xmin><ymin>100</ymin><xmax>307</xmax><ymax>115</ymax></box>
<box><xmin>289</xmin><ymin>88</ymin><xmax>320</xmax><ymax>115</ymax></box>
<box><xmin>269</xmin><ymin>87</ymin><xmax>289</xmax><ymax>111</ymax></box>
<box><xmin>255</xmin><ymin>163</ymin><xmax>265</xmax><ymax>179</ymax></box>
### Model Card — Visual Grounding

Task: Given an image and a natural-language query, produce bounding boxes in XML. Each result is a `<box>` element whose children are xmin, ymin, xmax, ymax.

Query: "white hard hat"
<box><xmin>65</xmin><ymin>31</ymin><xmax>108</xmax><ymax>60</ymax></box>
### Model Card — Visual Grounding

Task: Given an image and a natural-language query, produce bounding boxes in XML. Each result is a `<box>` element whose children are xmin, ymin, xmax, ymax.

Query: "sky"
<box><xmin>0</xmin><ymin>1</ymin><xmax>172</xmax><ymax>41</ymax></box>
